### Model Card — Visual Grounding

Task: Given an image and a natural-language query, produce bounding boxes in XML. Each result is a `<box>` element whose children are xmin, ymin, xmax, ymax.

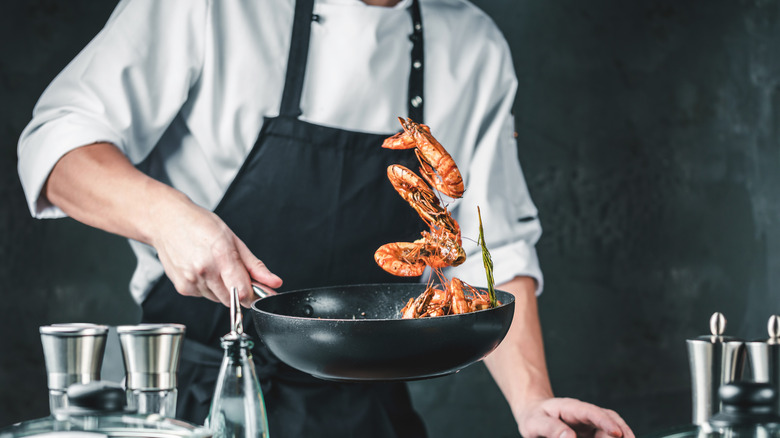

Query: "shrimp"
<box><xmin>386</xmin><ymin>164</ymin><xmax>461</xmax><ymax>244</ymax></box>
<box><xmin>374</xmin><ymin>241</ymin><xmax>427</xmax><ymax>277</ymax></box>
<box><xmin>401</xmin><ymin>285</ymin><xmax>438</xmax><ymax>319</ymax></box>
<box><xmin>450</xmin><ymin>278</ymin><xmax>500</xmax><ymax>314</ymax></box>
<box><xmin>400</xmin><ymin>277</ymin><xmax>497</xmax><ymax>318</ymax></box>
<box><xmin>449</xmin><ymin>278</ymin><xmax>471</xmax><ymax>315</ymax></box>
<box><xmin>382</xmin><ymin>118</ymin><xmax>464</xmax><ymax>199</ymax></box>
<box><xmin>377</xmin><ymin>117</ymin><xmax>495</xmax><ymax>317</ymax></box>
<box><xmin>418</xmin><ymin>229</ymin><xmax>465</xmax><ymax>268</ymax></box>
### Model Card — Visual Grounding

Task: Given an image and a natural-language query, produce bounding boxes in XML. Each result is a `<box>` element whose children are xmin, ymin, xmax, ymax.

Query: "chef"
<box><xmin>17</xmin><ymin>0</ymin><xmax>634</xmax><ymax>437</ymax></box>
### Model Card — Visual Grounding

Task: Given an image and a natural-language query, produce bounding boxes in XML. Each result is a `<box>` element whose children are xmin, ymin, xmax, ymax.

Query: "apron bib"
<box><xmin>142</xmin><ymin>0</ymin><xmax>429</xmax><ymax>436</ymax></box>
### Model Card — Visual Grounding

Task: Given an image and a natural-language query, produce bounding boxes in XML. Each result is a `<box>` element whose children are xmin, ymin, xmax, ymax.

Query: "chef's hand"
<box><xmin>515</xmin><ymin>397</ymin><xmax>633</xmax><ymax>438</ymax></box>
<box><xmin>45</xmin><ymin>142</ymin><xmax>282</xmax><ymax>309</ymax></box>
<box><xmin>483</xmin><ymin>277</ymin><xmax>634</xmax><ymax>438</ymax></box>
<box><xmin>149</xmin><ymin>193</ymin><xmax>283</xmax><ymax>308</ymax></box>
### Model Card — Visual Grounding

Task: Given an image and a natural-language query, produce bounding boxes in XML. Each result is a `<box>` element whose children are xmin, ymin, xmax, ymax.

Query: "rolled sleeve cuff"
<box><xmin>18</xmin><ymin>115</ymin><xmax>124</xmax><ymax>218</ymax></box>
<box><xmin>446</xmin><ymin>240</ymin><xmax>544</xmax><ymax>296</ymax></box>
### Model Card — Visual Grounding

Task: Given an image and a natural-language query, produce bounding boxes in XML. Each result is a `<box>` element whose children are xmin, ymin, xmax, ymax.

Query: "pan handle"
<box><xmin>251</xmin><ymin>282</ymin><xmax>272</xmax><ymax>299</ymax></box>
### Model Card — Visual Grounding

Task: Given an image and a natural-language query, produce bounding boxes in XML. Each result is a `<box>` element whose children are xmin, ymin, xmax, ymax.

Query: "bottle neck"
<box><xmin>220</xmin><ymin>334</ymin><xmax>254</xmax><ymax>362</ymax></box>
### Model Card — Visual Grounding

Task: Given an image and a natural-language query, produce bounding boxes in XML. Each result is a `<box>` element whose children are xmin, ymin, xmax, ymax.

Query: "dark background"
<box><xmin>3</xmin><ymin>0</ymin><xmax>780</xmax><ymax>437</ymax></box>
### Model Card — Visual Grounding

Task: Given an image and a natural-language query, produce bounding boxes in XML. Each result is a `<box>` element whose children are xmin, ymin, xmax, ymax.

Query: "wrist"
<box><xmin>515</xmin><ymin>389</ymin><xmax>553</xmax><ymax>413</ymax></box>
<box><xmin>140</xmin><ymin>180</ymin><xmax>192</xmax><ymax>247</ymax></box>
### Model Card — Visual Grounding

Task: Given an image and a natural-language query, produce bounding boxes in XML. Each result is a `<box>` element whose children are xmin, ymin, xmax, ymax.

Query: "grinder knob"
<box><xmin>64</xmin><ymin>381</ymin><xmax>129</xmax><ymax>414</ymax></box>
<box><xmin>709</xmin><ymin>381</ymin><xmax>780</xmax><ymax>427</ymax></box>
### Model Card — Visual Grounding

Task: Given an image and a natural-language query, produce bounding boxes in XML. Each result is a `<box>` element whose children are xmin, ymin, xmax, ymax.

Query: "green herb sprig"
<box><xmin>477</xmin><ymin>206</ymin><xmax>497</xmax><ymax>308</ymax></box>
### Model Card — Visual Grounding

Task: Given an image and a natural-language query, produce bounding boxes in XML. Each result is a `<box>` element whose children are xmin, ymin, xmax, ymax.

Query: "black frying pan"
<box><xmin>249</xmin><ymin>283</ymin><xmax>515</xmax><ymax>382</ymax></box>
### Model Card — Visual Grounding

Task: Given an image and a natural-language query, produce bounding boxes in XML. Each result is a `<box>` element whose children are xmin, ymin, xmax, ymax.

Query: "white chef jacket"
<box><xmin>18</xmin><ymin>0</ymin><xmax>544</xmax><ymax>304</ymax></box>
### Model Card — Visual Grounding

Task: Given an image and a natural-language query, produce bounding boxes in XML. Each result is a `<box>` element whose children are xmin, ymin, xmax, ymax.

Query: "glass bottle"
<box><xmin>205</xmin><ymin>288</ymin><xmax>270</xmax><ymax>438</ymax></box>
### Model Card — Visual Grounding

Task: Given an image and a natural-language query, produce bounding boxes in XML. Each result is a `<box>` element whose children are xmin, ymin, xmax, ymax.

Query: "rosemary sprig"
<box><xmin>477</xmin><ymin>206</ymin><xmax>497</xmax><ymax>308</ymax></box>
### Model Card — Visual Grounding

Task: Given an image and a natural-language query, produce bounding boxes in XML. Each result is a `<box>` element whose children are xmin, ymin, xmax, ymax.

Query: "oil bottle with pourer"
<box><xmin>205</xmin><ymin>287</ymin><xmax>270</xmax><ymax>438</ymax></box>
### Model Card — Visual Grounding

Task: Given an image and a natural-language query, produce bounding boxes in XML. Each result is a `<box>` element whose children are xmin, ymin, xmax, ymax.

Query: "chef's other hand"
<box><xmin>150</xmin><ymin>193</ymin><xmax>282</xmax><ymax>308</ymax></box>
<box><xmin>516</xmin><ymin>397</ymin><xmax>634</xmax><ymax>438</ymax></box>
<box><xmin>43</xmin><ymin>142</ymin><xmax>282</xmax><ymax>308</ymax></box>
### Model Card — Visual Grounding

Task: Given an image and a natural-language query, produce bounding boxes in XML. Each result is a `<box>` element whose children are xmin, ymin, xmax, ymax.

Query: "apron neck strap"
<box><xmin>278</xmin><ymin>0</ymin><xmax>426</xmax><ymax>124</ymax></box>
<box><xmin>407</xmin><ymin>0</ymin><xmax>424</xmax><ymax>123</ymax></box>
<box><xmin>279</xmin><ymin>0</ymin><xmax>316</xmax><ymax>118</ymax></box>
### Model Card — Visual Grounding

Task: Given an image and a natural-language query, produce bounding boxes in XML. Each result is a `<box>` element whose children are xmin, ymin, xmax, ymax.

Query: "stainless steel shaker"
<box><xmin>746</xmin><ymin>315</ymin><xmax>780</xmax><ymax>416</ymax></box>
<box><xmin>117</xmin><ymin>323</ymin><xmax>185</xmax><ymax>418</ymax></box>
<box><xmin>39</xmin><ymin>323</ymin><xmax>109</xmax><ymax>414</ymax></box>
<box><xmin>687</xmin><ymin>312</ymin><xmax>746</xmax><ymax>425</ymax></box>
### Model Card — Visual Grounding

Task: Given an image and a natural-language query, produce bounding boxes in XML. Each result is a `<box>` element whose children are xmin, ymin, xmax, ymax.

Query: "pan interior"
<box><xmin>254</xmin><ymin>283</ymin><xmax>515</xmax><ymax>321</ymax></box>
<box><xmin>256</xmin><ymin>284</ymin><xmax>419</xmax><ymax>320</ymax></box>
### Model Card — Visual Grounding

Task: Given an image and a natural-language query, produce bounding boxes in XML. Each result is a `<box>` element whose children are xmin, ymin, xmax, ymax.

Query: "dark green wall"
<box><xmin>3</xmin><ymin>1</ymin><xmax>780</xmax><ymax>437</ymax></box>
<box><xmin>0</xmin><ymin>0</ymin><xmax>142</xmax><ymax>429</ymax></box>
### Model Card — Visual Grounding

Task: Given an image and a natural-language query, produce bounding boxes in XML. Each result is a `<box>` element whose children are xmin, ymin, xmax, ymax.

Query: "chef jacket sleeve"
<box><xmin>17</xmin><ymin>0</ymin><xmax>208</xmax><ymax>218</ymax></box>
<box><xmin>444</xmin><ymin>33</ymin><xmax>544</xmax><ymax>296</ymax></box>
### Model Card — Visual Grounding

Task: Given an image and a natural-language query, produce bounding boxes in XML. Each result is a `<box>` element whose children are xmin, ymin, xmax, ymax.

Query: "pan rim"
<box><xmin>250</xmin><ymin>282</ymin><xmax>515</xmax><ymax>323</ymax></box>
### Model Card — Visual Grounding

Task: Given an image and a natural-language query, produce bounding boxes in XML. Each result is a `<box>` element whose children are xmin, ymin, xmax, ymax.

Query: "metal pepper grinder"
<box><xmin>117</xmin><ymin>323</ymin><xmax>185</xmax><ymax>418</ymax></box>
<box><xmin>39</xmin><ymin>323</ymin><xmax>110</xmax><ymax>414</ymax></box>
<box><xmin>746</xmin><ymin>315</ymin><xmax>780</xmax><ymax>416</ymax></box>
<box><xmin>686</xmin><ymin>312</ymin><xmax>746</xmax><ymax>425</ymax></box>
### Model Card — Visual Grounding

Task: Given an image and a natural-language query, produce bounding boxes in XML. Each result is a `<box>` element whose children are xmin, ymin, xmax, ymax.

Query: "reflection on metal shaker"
<box><xmin>686</xmin><ymin>312</ymin><xmax>746</xmax><ymax>426</ymax></box>
<box><xmin>116</xmin><ymin>324</ymin><xmax>185</xmax><ymax>418</ymax></box>
<box><xmin>39</xmin><ymin>323</ymin><xmax>109</xmax><ymax>414</ymax></box>
<box><xmin>746</xmin><ymin>315</ymin><xmax>780</xmax><ymax>416</ymax></box>
<box><xmin>117</xmin><ymin>323</ymin><xmax>185</xmax><ymax>418</ymax></box>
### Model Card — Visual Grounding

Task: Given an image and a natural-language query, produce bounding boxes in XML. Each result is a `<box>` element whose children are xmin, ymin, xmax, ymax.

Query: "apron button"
<box><xmin>411</xmin><ymin>96</ymin><xmax>423</xmax><ymax>108</ymax></box>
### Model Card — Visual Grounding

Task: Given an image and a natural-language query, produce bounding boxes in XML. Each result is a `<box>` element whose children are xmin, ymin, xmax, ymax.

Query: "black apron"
<box><xmin>141</xmin><ymin>0</ymin><xmax>429</xmax><ymax>436</ymax></box>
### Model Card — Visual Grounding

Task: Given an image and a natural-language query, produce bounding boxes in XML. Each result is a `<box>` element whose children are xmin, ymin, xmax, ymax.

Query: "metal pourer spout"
<box><xmin>230</xmin><ymin>287</ymin><xmax>243</xmax><ymax>337</ymax></box>
<box><xmin>221</xmin><ymin>287</ymin><xmax>253</xmax><ymax>356</ymax></box>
